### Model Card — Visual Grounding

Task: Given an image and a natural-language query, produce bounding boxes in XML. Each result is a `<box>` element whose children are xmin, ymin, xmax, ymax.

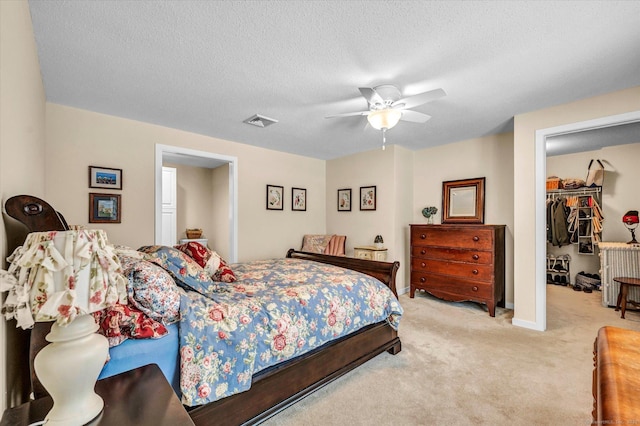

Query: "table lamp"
<box><xmin>1</xmin><ymin>229</ymin><xmax>127</xmax><ymax>425</ymax></box>
<box><xmin>623</xmin><ymin>210</ymin><xmax>639</xmax><ymax>244</ymax></box>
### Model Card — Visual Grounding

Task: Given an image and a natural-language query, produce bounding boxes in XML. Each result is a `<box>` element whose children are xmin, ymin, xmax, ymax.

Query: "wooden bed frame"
<box><xmin>20</xmin><ymin>225</ymin><xmax>401</xmax><ymax>424</ymax></box>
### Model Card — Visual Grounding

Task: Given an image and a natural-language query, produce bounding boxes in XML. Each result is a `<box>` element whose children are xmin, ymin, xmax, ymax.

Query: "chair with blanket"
<box><xmin>301</xmin><ymin>234</ymin><xmax>346</xmax><ymax>256</ymax></box>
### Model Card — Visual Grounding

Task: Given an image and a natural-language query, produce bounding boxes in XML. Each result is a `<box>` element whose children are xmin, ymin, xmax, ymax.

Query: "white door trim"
<box><xmin>155</xmin><ymin>144</ymin><xmax>238</xmax><ymax>262</ymax></box>
<box><xmin>533</xmin><ymin>110</ymin><xmax>640</xmax><ymax>331</ymax></box>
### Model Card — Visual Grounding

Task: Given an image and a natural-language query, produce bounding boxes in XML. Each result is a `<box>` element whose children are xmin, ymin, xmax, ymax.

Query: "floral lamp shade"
<box><xmin>1</xmin><ymin>229</ymin><xmax>128</xmax><ymax>425</ymax></box>
<box><xmin>1</xmin><ymin>229</ymin><xmax>127</xmax><ymax>328</ymax></box>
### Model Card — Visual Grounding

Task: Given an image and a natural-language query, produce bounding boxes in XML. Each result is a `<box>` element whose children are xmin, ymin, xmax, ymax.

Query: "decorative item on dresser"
<box><xmin>410</xmin><ymin>224</ymin><xmax>505</xmax><ymax>317</ymax></box>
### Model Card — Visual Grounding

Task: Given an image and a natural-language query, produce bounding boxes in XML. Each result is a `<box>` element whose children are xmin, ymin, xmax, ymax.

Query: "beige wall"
<box><xmin>413</xmin><ymin>133</ymin><xmax>515</xmax><ymax>306</ymax></box>
<box><xmin>546</xmin><ymin>142</ymin><xmax>640</xmax><ymax>281</ymax></box>
<box><xmin>0</xmin><ymin>0</ymin><xmax>47</xmax><ymax>410</ymax></box>
<box><xmin>44</xmin><ymin>103</ymin><xmax>326</xmax><ymax>262</ymax></box>
<box><xmin>513</xmin><ymin>86</ymin><xmax>640</xmax><ymax>328</ymax></box>
<box><xmin>326</xmin><ymin>146</ymin><xmax>405</xmax><ymax>288</ymax></box>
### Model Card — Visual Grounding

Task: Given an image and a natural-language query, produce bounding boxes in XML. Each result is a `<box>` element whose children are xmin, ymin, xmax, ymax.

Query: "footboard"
<box><xmin>286</xmin><ymin>249</ymin><xmax>400</xmax><ymax>297</ymax></box>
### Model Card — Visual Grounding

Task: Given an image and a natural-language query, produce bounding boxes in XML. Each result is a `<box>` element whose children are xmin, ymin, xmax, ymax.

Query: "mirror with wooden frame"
<box><xmin>442</xmin><ymin>177</ymin><xmax>485</xmax><ymax>224</ymax></box>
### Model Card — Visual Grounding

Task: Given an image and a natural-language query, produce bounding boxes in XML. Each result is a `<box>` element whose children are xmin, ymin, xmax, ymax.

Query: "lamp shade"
<box><xmin>1</xmin><ymin>229</ymin><xmax>128</xmax><ymax>425</ymax></box>
<box><xmin>1</xmin><ymin>229</ymin><xmax>127</xmax><ymax>329</ymax></box>
<box><xmin>623</xmin><ymin>210</ymin><xmax>639</xmax><ymax>225</ymax></box>
<box><xmin>367</xmin><ymin>108</ymin><xmax>402</xmax><ymax>130</ymax></box>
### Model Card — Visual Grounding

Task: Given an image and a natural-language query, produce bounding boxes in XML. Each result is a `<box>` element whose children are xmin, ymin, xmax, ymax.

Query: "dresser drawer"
<box><xmin>411</xmin><ymin>226</ymin><xmax>494</xmax><ymax>249</ymax></box>
<box><xmin>411</xmin><ymin>272</ymin><xmax>492</xmax><ymax>300</ymax></box>
<box><xmin>411</xmin><ymin>258</ymin><xmax>494</xmax><ymax>281</ymax></box>
<box><xmin>411</xmin><ymin>246</ymin><xmax>491</xmax><ymax>264</ymax></box>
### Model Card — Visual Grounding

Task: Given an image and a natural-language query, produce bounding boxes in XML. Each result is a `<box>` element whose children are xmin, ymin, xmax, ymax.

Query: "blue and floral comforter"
<box><xmin>178</xmin><ymin>258</ymin><xmax>403</xmax><ymax>406</ymax></box>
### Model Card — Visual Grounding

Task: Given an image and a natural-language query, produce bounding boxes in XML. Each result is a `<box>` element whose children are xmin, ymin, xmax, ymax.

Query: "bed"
<box><xmin>25</xmin><ymin>248</ymin><xmax>402</xmax><ymax>425</ymax></box>
<box><xmin>7</xmin><ymin>194</ymin><xmax>402</xmax><ymax>426</ymax></box>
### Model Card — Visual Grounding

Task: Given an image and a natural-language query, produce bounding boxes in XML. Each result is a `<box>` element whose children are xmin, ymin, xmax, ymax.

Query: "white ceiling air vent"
<box><xmin>243</xmin><ymin>114</ymin><xmax>278</xmax><ymax>128</ymax></box>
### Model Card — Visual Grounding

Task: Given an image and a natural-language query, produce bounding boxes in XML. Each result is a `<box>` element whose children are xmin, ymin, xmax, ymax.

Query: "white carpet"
<box><xmin>262</xmin><ymin>285</ymin><xmax>640</xmax><ymax>425</ymax></box>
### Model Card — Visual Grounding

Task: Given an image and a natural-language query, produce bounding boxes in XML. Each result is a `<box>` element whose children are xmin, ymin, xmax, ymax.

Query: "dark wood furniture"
<box><xmin>613</xmin><ymin>277</ymin><xmax>640</xmax><ymax>318</ymax></box>
<box><xmin>410</xmin><ymin>224</ymin><xmax>505</xmax><ymax>316</ymax></box>
<box><xmin>592</xmin><ymin>326</ymin><xmax>640</xmax><ymax>424</ymax></box>
<box><xmin>1</xmin><ymin>364</ymin><xmax>194</xmax><ymax>426</ymax></box>
<box><xmin>26</xmin><ymin>248</ymin><xmax>401</xmax><ymax>426</ymax></box>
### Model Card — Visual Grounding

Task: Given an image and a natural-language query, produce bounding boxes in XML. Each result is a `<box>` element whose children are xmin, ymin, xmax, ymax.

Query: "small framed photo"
<box><xmin>266</xmin><ymin>185</ymin><xmax>284</xmax><ymax>210</ymax></box>
<box><xmin>337</xmin><ymin>188</ymin><xmax>351</xmax><ymax>211</ymax></box>
<box><xmin>89</xmin><ymin>166</ymin><xmax>122</xmax><ymax>190</ymax></box>
<box><xmin>360</xmin><ymin>186</ymin><xmax>377</xmax><ymax>211</ymax></box>
<box><xmin>292</xmin><ymin>187</ymin><xmax>306</xmax><ymax>211</ymax></box>
<box><xmin>89</xmin><ymin>193</ymin><xmax>121</xmax><ymax>223</ymax></box>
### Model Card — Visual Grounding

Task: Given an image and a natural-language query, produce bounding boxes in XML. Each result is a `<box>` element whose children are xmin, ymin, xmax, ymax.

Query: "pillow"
<box><xmin>93</xmin><ymin>303</ymin><xmax>168</xmax><ymax>347</ymax></box>
<box><xmin>174</xmin><ymin>242</ymin><xmax>236</xmax><ymax>283</ymax></box>
<box><xmin>301</xmin><ymin>234</ymin><xmax>334</xmax><ymax>253</ymax></box>
<box><xmin>138</xmin><ymin>245</ymin><xmax>214</xmax><ymax>291</ymax></box>
<box><xmin>118</xmin><ymin>254</ymin><xmax>180</xmax><ymax>324</ymax></box>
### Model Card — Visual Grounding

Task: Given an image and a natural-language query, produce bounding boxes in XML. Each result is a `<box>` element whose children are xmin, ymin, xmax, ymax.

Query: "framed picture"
<box><xmin>442</xmin><ymin>177</ymin><xmax>485</xmax><ymax>224</ymax></box>
<box><xmin>360</xmin><ymin>186</ymin><xmax>376</xmax><ymax>211</ymax></box>
<box><xmin>266</xmin><ymin>185</ymin><xmax>284</xmax><ymax>210</ymax></box>
<box><xmin>292</xmin><ymin>187</ymin><xmax>306</xmax><ymax>211</ymax></box>
<box><xmin>89</xmin><ymin>193</ymin><xmax>121</xmax><ymax>223</ymax></box>
<box><xmin>337</xmin><ymin>188</ymin><xmax>351</xmax><ymax>211</ymax></box>
<box><xmin>89</xmin><ymin>166</ymin><xmax>122</xmax><ymax>190</ymax></box>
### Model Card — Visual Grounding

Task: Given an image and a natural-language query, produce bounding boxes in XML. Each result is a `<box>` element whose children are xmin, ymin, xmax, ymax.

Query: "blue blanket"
<box><xmin>178</xmin><ymin>258</ymin><xmax>403</xmax><ymax>406</ymax></box>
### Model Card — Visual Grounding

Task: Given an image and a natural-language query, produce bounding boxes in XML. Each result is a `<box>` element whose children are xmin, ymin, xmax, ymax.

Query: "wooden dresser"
<box><xmin>410</xmin><ymin>224</ymin><xmax>505</xmax><ymax>317</ymax></box>
<box><xmin>593</xmin><ymin>326</ymin><xmax>640</xmax><ymax>424</ymax></box>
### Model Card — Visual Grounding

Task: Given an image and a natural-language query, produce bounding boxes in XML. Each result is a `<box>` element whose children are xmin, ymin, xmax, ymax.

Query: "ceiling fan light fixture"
<box><xmin>367</xmin><ymin>108</ymin><xmax>402</xmax><ymax>130</ymax></box>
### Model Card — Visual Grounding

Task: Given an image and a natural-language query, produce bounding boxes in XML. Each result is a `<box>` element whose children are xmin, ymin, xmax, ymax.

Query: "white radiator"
<box><xmin>599</xmin><ymin>242</ymin><xmax>640</xmax><ymax>307</ymax></box>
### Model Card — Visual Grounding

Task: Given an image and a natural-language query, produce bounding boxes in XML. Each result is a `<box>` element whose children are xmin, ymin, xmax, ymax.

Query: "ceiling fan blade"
<box><xmin>359</xmin><ymin>87</ymin><xmax>384</xmax><ymax>106</ymax></box>
<box><xmin>400</xmin><ymin>110</ymin><xmax>431</xmax><ymax>123</ymax></box>
<box><xmin>392</xmin><ymin>88</ymin><xmax>446</xmax><ymax>110</ymax></box>
<box><xmin>325</xmin><ymin>110</ymin><xmax>370</xmax><ymax>119</ymax></box>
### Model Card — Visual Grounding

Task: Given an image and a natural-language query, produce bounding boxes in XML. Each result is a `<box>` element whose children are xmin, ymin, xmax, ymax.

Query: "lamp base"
<box><xmin>628</xmin><ymin>227</ymin><xmax>638</xmax><ymax>245</ymax></box>
<box><xmin>34</xmin><ymin>314</ymin><xmax>108</xmax><ymax>426</ymax></box>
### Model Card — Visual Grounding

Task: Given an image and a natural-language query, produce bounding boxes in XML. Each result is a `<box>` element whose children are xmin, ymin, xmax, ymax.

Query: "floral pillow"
<box><xmin>174</xmin><ymin>242</ymin><xmax>236</xmax><ymax>283</ymax></box>
<box><xmin>301</xmin><ymin>234</ymin><xmax>333</xmax><ymax>253</ymax></box>
<box><xmin>93</xmin><ymin>303</ymin><xmax>168</xmax><ymax>347</ymax></box>
<box><xmin>118</xmin><ymin>254</ymin><xmax>180</xmax><ymax>324</ymax></box>
<box><xmin>138</xmin><ymin>245</ymin><xmax>213</xmax><ymax>290</ymax></box>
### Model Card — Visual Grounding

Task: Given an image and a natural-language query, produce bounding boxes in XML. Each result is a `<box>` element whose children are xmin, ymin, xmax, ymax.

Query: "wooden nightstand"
<box><xmin>1</xmin><ymin>364</ymin><xmax>194</xmax><ymax>426</ymax></box>
<box><xmin>354</xmin><ymin>246</ymin><xmax>388</xmax><ymax>261</ymax></box>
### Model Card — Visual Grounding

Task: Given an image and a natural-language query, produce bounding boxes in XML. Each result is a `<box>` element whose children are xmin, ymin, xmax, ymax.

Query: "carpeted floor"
<box><xmin>262</xmin><ymin>285</ymin><xmax>640</xmax><ymax>425</ymax></box>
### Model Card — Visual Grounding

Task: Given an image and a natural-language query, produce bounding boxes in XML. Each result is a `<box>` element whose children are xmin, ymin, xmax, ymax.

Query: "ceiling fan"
<box><xmin>325</xmin><ymin>85</ymin><xmax>446</xmax><ymax>149</ymax></box>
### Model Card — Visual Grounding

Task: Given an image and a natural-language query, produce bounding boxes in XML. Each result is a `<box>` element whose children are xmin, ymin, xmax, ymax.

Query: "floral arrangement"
<box><xmin>422</xmin><ymin>206</ymin><xmax>438</xmax><ymax>218</ymax></box>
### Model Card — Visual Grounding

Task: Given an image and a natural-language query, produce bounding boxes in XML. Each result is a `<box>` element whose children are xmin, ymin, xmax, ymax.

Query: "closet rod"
<box><xmin>547</xmin><ymin>187</ymin><xmax>601</xmax><ymax>196</ymax></box>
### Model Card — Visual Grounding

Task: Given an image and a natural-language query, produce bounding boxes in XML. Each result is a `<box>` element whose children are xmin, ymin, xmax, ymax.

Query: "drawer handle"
<box><xmin>472</xmin><ymin>269</ymin><xmax>479</xmax><ymax>275</ymax></box>
<box><xmin>420</xmin><ymin>249</ymin><xmax>426</xmax><ymax>255</ymax></box>
<box><xmin>473</xmin><ymin>236</ymin><xmax>480</xmax><ymax>242</ymax></box>
<box><xmin>472</xmin><ymin>254</ymin><xmax>480</xmax><ymax>260</ymax></box>
<box><xmin>472</xmin><ymin>286</ymin><xmax>479</xmax><ymax>292</ymax></box>
<box><xmin>420</xmin><ymin>277</ymin><xmax>426</xmax><ymax>283</ymax></box>
<box><xmin>421</xmin><ymin>262</ymin><xmax>426</xmax><ymax>268</ymax></box>
<box><xmin>420</xmin><ymin>234</ymin><xmax>427</xmax><ymax>239</ymax></box>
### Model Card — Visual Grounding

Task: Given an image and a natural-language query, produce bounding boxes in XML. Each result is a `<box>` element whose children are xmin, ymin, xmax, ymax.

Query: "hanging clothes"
<box><xmin>551</xmin><ymin>198</ymin><xmax>570</xmax><ymax>247</ymax></box>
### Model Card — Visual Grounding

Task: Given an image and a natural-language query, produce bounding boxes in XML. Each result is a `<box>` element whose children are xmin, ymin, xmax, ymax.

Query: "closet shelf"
<box><xmin>547</xmin><ymin>187</ymin><xmax>601</xmax><ymax>196</ymax></box>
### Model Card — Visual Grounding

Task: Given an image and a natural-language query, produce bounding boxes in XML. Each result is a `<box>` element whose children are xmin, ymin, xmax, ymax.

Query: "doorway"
<box><xmin>154</xmin><ymin>144</ymin><xmax>239</xmax><ymax>262</ymax></box>
<box><xmin>534</xmin><ymin>110</ymin><xmax>640</xmax><ymax>331</ymax></box>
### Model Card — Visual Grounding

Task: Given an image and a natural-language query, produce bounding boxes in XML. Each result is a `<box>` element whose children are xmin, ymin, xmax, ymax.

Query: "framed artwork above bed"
<box><xmin>89</xmin><ymin>166</ymin><xmax>122</xmax><ymax>190</ymax></box>
<box><xmin>292</xmin><ymin>187</ymin><xmax>306</xmax><ymax>211</ymax></box>
<box><xmin>89</xmin><ymin>193</ymin><xmax>121</xmax><ymax>223</ymax></box>
<box><xmin>337</xmin><ymin>188</ymin><xmax>351</xmax><ymax>211</ymax></box>
<box><xmin>266</xmin><ymin>185</ymin><xmax>284</xmax><ymax>210</ymax></box>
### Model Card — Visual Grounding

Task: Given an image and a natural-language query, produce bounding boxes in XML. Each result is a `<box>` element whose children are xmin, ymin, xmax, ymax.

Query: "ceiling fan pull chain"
<box><xmin>382</xmin><ymin>128</ymin><xmax>386</xmax><ymax>150</ymax></box>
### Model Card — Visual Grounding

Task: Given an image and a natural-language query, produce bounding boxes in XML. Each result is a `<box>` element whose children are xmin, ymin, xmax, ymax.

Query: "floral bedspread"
<box><xmin>178</xmin><ymin>258</ymin><xmax>403</xmax><ymax>406</ymax></box>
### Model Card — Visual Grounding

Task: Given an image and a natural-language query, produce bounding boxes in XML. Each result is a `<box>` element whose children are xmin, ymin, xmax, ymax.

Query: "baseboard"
<box><xmin>512</xmin><ymin>317</ymin><xmax>545</xmax><ymax>331</ymax></box>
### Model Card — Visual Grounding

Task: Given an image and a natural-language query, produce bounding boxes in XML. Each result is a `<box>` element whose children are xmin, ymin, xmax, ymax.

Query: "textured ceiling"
<box><xmin>28</xmin><ymin>1</ymin><xmax>640</xmax><ymax>160</ymax></box>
